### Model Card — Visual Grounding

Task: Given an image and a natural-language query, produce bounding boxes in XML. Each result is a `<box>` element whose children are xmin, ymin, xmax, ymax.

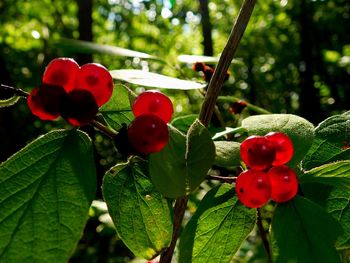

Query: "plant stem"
<box><xmin>217</xmin><ymin>96</ymin><xmax>271</xmax><ymax>114</ymax></box>
<box><xmin>90</xmin><ymin>119</ymin><xmax>118</xmax><ymax>138</ymax></box>
<box><xmin>0</xmin><ymin>84</ymin><xmax>29</xmax><ymax>98</ymax></box>
<box><xmin>199</xmin><ymin>0</ymin><xmax>257</xmax><ymax>126</ymax></box>
<box><xmin>159</xmin><ymin>1</ymin><xmax>257</xmax><ymax>262</ymax></box>
<box><xmin>159</xmin><ymin>196</ymin><xmax>188</xmax><ymax>263</ymax></box>
<box><xmin>207</xmin><ymin>175</ymin><xmax>237</xmax><ymax>183</ymax></box>
<box><xmin>257</xmin><ymin>208</ymin><xmax>273</xmax><ymax>263</ymax></box>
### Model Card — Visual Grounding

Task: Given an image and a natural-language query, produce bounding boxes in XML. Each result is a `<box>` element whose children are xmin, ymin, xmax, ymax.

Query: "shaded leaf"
<box><xmin>214</xmin><ymin>141</ymin><xmax>241</xmax><ymax>168</ymax></box>
<box><xmin>149</xmin><ymin>120</ymin><xmax>215</xmax><ymax>198</ymax></box>
<box><xmin>102</xmin><ymin>158</ymin><xmax>173</xmax><ymax>259</ymax></box>
<box><xmin>272</xmin><ymin>196</ymin><xmax>341</xmax><ymax>263</ymax></box>
<box><xmin>179</xmin><ymin>184</ymin><xmax>256</xmax><ymax>263</ymax></box>
<box><xmin>171</xmin><ymin>114</ymin><xmax>198</xmax><ymax>133</ymax></box>
<box><xmin>110</xmin><ymin>69</ymin><xmax>206</xmax><ymax>90</ymax></box>
<box><xmin>242</xmin><ymin>114</ymin><xmax>314</xmax><ymax>167</ymax></box>
<box><xmin>0</xmin><ymin>130</ymin><xmax>96</xmax><ymax>263</ymax></box>
<box><xmin>100</xmin><ymin>85</ymin><xmax>134</xmax><ymax>130</ymax></box>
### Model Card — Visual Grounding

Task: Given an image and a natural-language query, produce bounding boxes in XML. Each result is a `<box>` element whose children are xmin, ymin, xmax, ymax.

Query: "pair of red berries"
<box><xmin>28</xmin><ymin>57</ymin><xmax>113</xmax><ymax>126</ymax></box>
<box><xmin>236</xmin><ymin>132</ymin><xmax>298</xmax><ymax>208</ymax></box>
<box><xmin>127</xmin><ymin>90</ymin><xmax>173</xmax><ymax>154</ymax></box>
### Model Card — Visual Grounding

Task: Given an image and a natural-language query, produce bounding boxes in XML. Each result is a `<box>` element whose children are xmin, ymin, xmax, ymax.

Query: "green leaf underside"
<box><xmin>272</xmin><ymin>196</ymin><xmax>342</xmax><ymax>263</ymax></box>
<box><xmin>303</xmin><ymin>111</ymin><xmax>350</xmax><ymax>170</ymax></box>
<box><xmin>212</xmin><ymin>127</ymin><xmax>246</xmax><ymax>140</ymax></box>
<box><xmin>0</xmin><ymin>96</ymin><xmax>20</xmax><ymax>108</ymax></box>
<box><xmin>149</xmin><ymin>120</ymin><xmax>215</xmax><ymax>198</ymax></box>
<box><xmin>300</xmin><ymin>161</ymin><xmax>350</xmax><ymax>190</ymax></box>
<box><xmin>242</xmin><ymin>114</ymin><xmax>315</xmax><ymax>167</ymax></box>
<box><xmin>0</xmin><ymin>130</ymin><xmax>96</xmax><ymax>263</ymax></box>
<box><xmin>100</xmin><ymin>85</ymin><xmax>134</xmax><ymax>130</ymax></box>
<box><xmin>102</xmin><ymin>158</ymin><xmax>173</xmax><ymax>259</ymax></box>
<box><xmin>110</xmin><ymin>69</ymin><xmax>206</xmax><ymax>90</ymax></box>
<box><xmin>52</xmin><ymin>38</ymin><xmax>156</xmax><ymax>59</ymax></box>
<box><xmin>214</xmin><ymin>141</ymin><xmax>241</xmax><ymax>168</ymax></box>
<box><xmin>171</xmin><ymin>114</ymin><xmax>198</xmax><ymax>133</ymax></box>
<box><xmin>179</xmin><ymin>184</ymin><xmax>256</xmax><ymax>263</ymax></box>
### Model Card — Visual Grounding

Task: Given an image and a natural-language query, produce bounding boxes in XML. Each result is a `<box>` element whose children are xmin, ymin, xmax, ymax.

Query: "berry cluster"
<box><xmin>236</xmin><ymin>132</ymin><xmax>298</xmax><ymax>208</ymax></box>
<box><xmin>127</xmin><ymin>90</ymin><xmax>173</xmax><ymax>154</ymax></box>
<box><xmin>28</xmin><ymin>58</ymin><xmax>113</xmax><ymax>126</ymax></box>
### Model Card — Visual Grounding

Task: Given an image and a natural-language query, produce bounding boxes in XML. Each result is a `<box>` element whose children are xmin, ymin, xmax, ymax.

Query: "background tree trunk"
<box><xmin>199</xmin><ymin>0</ymin><xmax>213</xmax><ymax>56</ymax></box>
<box><xmin>76</xmin><ymin>0</ymin><xmax>93</xmax><ymax>64</ymax></box>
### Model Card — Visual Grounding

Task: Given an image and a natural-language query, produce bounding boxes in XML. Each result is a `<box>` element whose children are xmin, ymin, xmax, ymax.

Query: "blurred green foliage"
<box><xmin>0</xmin><ymin>0</ymin><xmax>350</xmax><ymax>262</ymax></box>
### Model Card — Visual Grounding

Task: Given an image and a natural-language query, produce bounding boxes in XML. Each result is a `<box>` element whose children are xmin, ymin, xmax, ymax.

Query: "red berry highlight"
<box><xmin>240</xmin><ymin>136</ymin><xmax>276</xmax><ymax>170</ymax></box>
<box><xmin>42</xmin><ymin>58</ymin><xmax>79</xmax><ymax>92</ymax></box>
<box><xmin>235</xmin><ymin>169</ymin><xmax>271</xmax><ymax>208</ymax></box>
<box><xmin>127</xmin><ymin>114</ymin><xmax>169</xmax><ymax>154</ymax></box>
<box><xmin>76</xmin><ymin>63</ymin><xmax>113</xmax><ymax>106</ymax></box>
<box><xmin>265</xmin><ymin>132</ymin><xmax>294</xmax><ymax>166</ymax></box>
<box><xmin>132</xmin><ymin>90</ymin><xmax>174</xmax><ymax>123</ymax></box>
<box><xmin>27</xmin><ymin>83</ymin><xmax>66</xmax><ymax>121</ymax></box>
<box><xmin>268</xmin><ymin>165</ymin><xmax>298</xmax><ymax>203</ymax></box>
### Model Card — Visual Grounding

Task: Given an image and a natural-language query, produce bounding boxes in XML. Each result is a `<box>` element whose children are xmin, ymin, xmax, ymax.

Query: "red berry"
<box><xmin>76</xmin><ymin>63</ymin><xmax>113</xmax><ymax>107</ymax></box>
<box><xmin>42</xmin><ymin>58</ymin><xmax>79</xmax><ymax>92</ymax></box>
<box><xmin>235</xmin><ymin>170</ymin><xmax>271</xmax><ymax>208</ymax></box>
<box><xmin>265</xmin><ymin>132</ymin><xmax>294</xmax><ymax>166</ymax></box>
<box><xmin>240</xmin><ymin>136</ymin><xmax>276</xmax><ymax>170</ymax></box>
<box><xmin>132</xmin><ymin>90</ymin><xmax>174</xmax><ymax>123</ymax></box>
<box><xmin>127</xmin><ymin>114</ymin><xmax>169</xmax><ymax>154</ymax></box>
<box><xmin>268</xmin><ymin>165</ymin><xmax>298</xmax><ymax>203</ymax></box>
<box><xmin>27</xmin><ymin>83</ymin><xmax>66</xmax><ymax>121</ymax></box>
<box><xmin>60</xmin><ymin>89</ymin><xmax>98</xmax><ymax>126</ymax></box>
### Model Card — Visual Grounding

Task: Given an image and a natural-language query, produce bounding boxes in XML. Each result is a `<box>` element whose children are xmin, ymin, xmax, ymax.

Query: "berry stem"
<box><xmin>257</xmin><ymin>208</ymin><xmax>273</xmax><ymax>263</ymax></box>
<box><xmin>198</xmin><ymin>0</ymin><xmax>257</xmax><ymax>126</ymax></box>
<box><xmin>159</xmin><ymin>1</ymin><xmax>257</xmax><ymax>262</ymax></box>
<box><xmin>0</xmin><ymin>84</ymin><xmax>29</xmax><ymax>98</ymax></box>
<box><xmin>90</xmin><ymin>119</ymin><xmax>118</xmax><ymax>138</ymax></box>
<box><xmin>217</xmin><ymin>96</ymin><xmax>271</xmax><ymax>114</ymax></box>
<box><xmin>207</xmin><ymin>174</ymin><xmax>237</xmax><ymax>183</ymax></box>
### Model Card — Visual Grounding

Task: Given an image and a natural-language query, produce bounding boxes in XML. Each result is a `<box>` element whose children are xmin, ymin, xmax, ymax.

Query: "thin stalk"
<box><xmin>0</xmin><ymin>84</ymin><xmax>29</xmax><ymax>98</ymax></box>
<box><xmin>217</xmin><ymin>96</ymin><xmax>271</xmax><ymax>114</ymax></box>
<box><xmin>257</xmin><ymin>208</ymin><xmax>273</xmax><ymax>263</ymax></box>
<box><xmin>160</xmin><ymin>1</ymin><xmax>257</xmax><ymax>262</ymax></box>
<box><xmin>90</xmin><ymin>120</ymin><xmax>118</xmax><ymax>138</ymax></box>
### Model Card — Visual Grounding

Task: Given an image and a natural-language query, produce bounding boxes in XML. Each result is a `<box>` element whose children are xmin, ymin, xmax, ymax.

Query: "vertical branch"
<box><xmin>257</xmin><ymin>208</ymin><xmax>272</xmax><ymax>263</ymax></box>
<box><xmin>160</xmin><ymin>1</ymin><xmax>257</xmax><ymax>262</ymax></box>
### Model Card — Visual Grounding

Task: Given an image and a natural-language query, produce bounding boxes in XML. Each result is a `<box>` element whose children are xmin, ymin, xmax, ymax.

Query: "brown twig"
<box><xmin>257</xmin><ymin>208</ymin><xmax>273</xmax><ymax>263</ymax></box>
<box><xmin>207</xmin><ymin>175</ymin><xmax>237</xmax><ymax>183</ymax></box>
<box><xmin>159</xmin><ymin>1</ymin><xmax>257</xmax><ymax>262</ymax></box>
<box><xmin>0</xmin><ymin>84</ymin><xmax>29</xmax><ymax>98</ymax></box>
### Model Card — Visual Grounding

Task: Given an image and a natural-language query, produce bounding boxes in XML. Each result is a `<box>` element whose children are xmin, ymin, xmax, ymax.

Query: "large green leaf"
<box><xmin>171</xmin><ymin>114</ymin><xmax>198</xmax><ymax>133</ymax></box>
<box><xmin>0</xmin><ymin>130</ymin><xmax>96</xmax><ymax>263</ymax></box>
<box><xmin>51</xmin><ymin>38</ymin><xmax>157</xmax><ymax>60</ymax></box>
<box><xmin>100</xmin><ymin>85</ymin><xmax>134</xmax><ymax>130</ymax></box>
<box><xmin>272</xmin><ymin>196</ymin><xmax>341</xmax><ymax>263</ymax></box>
<box><xmin>110</xmin><ymin>69</ymin><xmax>206</xmax><ymax>90</ymax></box>
<box><xmin>241</xmin><ymin>114</ymin><xmax>315</xmax><ymax>167</ymax></box>
<box><xmin>102</xmin><ymin>158</ymin><xmax>173</xmax><ymax>259</ymax></box>
<box><xmin>303</xmin><ymin>111</ymin><xmax>350</xmax><ymax>170</ymax></box>
<box><xmin>214</xmin><ymin>141</ymin><xmax>241</xmax><ymax>168</ymax></box>
<box><xmin>300</xmin><ymin>161</ymin><xmax>350</xmax><ymax>190</ymax></box>
<box><xmin>149</xmin><ymin>120</ymin><xmax>215</xmax><ymax>198</ymax></box>
<box><xmin>179</xmin><ymin>184</ymin><xmax>256</xmax><ymax>263</ymax></box>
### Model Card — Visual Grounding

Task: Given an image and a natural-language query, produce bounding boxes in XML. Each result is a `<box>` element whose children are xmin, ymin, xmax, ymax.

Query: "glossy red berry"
<box><xmin>240</xmin><ymin>136</ymin><xmax>276</xmax><ymax>170</ymax></box>
<box><xmin>76</xmin><ymin>63</ymin><xmax>114</xmax><ymax>107</ymax></box>
<box><xmin>265</xmin><ymin>132</ymin><xmax>294</xmax><ymax>166</ymax></box>
<box><xmin>27</xmin><ymin>83</ymin><xmax>66</xmax><ymax>121</ymax></box>
<box><xmin>127</xmin><ymin>114</ymin><xmax>169</xmax><ymax>154</ymax></box>
<box><xmin>268</xmin><ymin>165</ymin><xmax>298</xmax><ymax>203</ymax></box>
<box><xmin>132</xmin><ymin>90</ymin><xmax>174</xmax><ymax>123</ymax></box>
<box><xmin>235</xmin><ymin>170</ymin><xmax>271</xmax><ymax>208</ymax></box>
<box><xmin>42</xmin><ymin>58</ymin><xmax>79</xmax><ymax>92</ymax></box>
<box><xmin>60</xmin><ymin>89</ymin><xmax>98</xmax><ymax>126</ymax></box>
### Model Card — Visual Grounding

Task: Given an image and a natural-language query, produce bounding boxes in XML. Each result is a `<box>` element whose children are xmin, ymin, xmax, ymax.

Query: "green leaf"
<box><xmin>241</xmin><ymin>114</ymin><xmax>315</xmax><ymax>167</ymax></box>
<box><xmin>0</xmin><ymin>96</ymin><xmax>20</xmax><ymax>108</ymax></box>
<box><xmin>171</xmin><ymin>114</ymin><xmax>198</xmax><ymax>133</ymax></box>
<box><xmin>212</xmin><ymin>127</ymin><xmax>247</xmax><ymax>140</ymax></box>
<box><xmin>0</xmin><ymin>130</ymin><xmax>96</xmax><ymax>263</ymax></box>
<box><xmin>303</xmin><ymin>111</ymin><xmax>350</xmax><ymax>170</ymax></box>
<box><xmin>100</xmin><ymin>85</ymin><xmax>134</xmax><ymax>130</ymax></box>
<box><xmin>149</xmin><ymin>120</ymin><xmax>215</xmax><ymax>198</ymax></box>
<box><xmin>272</xmin><ymin>196</ymin><xmax>342</xmax><ymax>263</ymax></box>
<box><xmin>102</xmin><ymin>158</ymin><xmax>173</xmax><ymax>259</ymax></box>
<box><xmin>110</xmin><ymin>69</ymin><xmax>206</xmax><ymax>90</ymax></box>
<box><xmin>300</xmin><ymin>161</ymin><xmax>350</xmax><ymax>190</ymax></box>
<box><xmin>177</xmin><ymin>54</ymin><xmax>242</xmax><ymax>65</ymax></box>
<box><xmin>214</xmin><ymin>141</ymin><xmax>241</xmax><ymax>168</ymax></box>
<box><xmin>51</xmin><ymin>38</ymin><xmax>157</xmax><ymax>60</ymax></box>
<box><xmin>179</xmin><ymin>184</ymin><xmax>256</xmax><ymax>263</ymax></box>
